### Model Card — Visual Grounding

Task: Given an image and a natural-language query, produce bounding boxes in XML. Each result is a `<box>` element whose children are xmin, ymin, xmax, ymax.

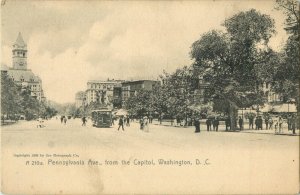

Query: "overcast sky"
<box><xmin>1</xmin><ymin>0</ymin><xmax>288</xmax><ymax>103</ymax></box>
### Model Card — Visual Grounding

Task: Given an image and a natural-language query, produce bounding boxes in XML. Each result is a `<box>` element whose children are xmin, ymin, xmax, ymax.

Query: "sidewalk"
<box><xmin>240</xmin><ymin>129</ymin><xmax>300</xmax><ymax>136</ymax></box>
<box><xmin>1</xmin><ymin>120</ymin><xmax>18</xmax><ymax>126</ymax></box>
<box><xmin>150</xmin><ymin>119</ymin><xmax>300</xmax><ymax>136</ymax></box>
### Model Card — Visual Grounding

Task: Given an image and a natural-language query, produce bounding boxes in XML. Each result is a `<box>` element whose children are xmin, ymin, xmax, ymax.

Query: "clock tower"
<box><xmin>12</xmin><ymin>32</ymin><xmax>27</xmax><ymax>70</ymax></box>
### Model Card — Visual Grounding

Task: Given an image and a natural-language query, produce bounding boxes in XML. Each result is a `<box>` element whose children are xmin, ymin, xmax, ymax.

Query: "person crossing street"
<box><xmin>118</xmin><ymin>116</ymin><xmax>124</xmax><ymax>131</ymax></box>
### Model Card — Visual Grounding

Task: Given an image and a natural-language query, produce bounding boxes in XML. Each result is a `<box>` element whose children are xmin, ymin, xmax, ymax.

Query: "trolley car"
<box><xmin>91</xmin><ymin>109</ymin><xmax>113</xmax><ymax>128</ymax></box>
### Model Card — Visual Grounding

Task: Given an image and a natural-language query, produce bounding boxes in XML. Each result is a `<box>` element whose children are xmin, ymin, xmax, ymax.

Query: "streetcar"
<box><xmin>91</xmin><ymin>109</ymin><xmax>113</xmax><ymax>128</ymax></box>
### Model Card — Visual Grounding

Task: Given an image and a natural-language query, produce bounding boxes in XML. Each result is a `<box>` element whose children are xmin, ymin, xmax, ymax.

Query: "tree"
<box><xmin>190</xmin><ymin>9</ymin><xmax>276</xmax><ymax>129</ymax></box>
<box><xmin>274</xmin><ymin>0</ymin><xmax>300</xmax><ymax>116</ymax></box>
<box><xmin>1</xmin><ymin>73</ymin><xmax>22</xmax><ymax>121</ymax></box>
<box><xmin>124</xmin><ymin>89</ymin><xmax>153</xmax><ymax>117</ymax></box>
<box><xmin>19</xmin><ymin>87</ymin><xmax>40</xmax><ymax>120</ymax></box>
<box><xmin>275</xmin><ymin>0</ymin><xmax>299</xmax><ymax>38</ymax></box>
<box><xmin>149</xmin><ymin>66</ymin><xmax>198</xmax><ymax>125</ymax></box>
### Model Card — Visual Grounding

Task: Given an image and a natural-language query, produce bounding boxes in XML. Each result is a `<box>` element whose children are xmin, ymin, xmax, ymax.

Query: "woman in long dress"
<box><xmin>143</xmin><ymin>116</ymin><xmax>149</xmax><ymax>132</ymax></box>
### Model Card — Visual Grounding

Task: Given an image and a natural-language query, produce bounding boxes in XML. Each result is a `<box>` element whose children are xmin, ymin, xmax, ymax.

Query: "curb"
<box><xmin>151</xmin><ymin>123</ymin><xmax>300</xmax><ymax>136</ymax></box>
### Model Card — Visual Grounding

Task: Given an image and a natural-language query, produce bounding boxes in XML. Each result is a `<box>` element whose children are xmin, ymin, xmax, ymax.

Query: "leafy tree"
<box><xmin>190</xmin><ymin>9</ymin><xmax>276</xmax><ymax>129</ymax></box>
<box><xmin>162</xmin><ymin>67</ymin><xmax>196</xmax><ymax>121</ymax></box>
<box><xmin>1</xmin><ymin>73</ymin><xmax>22</xmax><ymax>121</ymax></box>
<box><xmin>274</xmin><ymin>0</ymin><xmax>299</xmax><ymax>114</ymax></box>
<box><xmin>125</xmin><ymin>89</ymin><xmax>153</xmax><ymax>117</ymax></box>
<box><xmin>19</xmin><ymin>87</ymin><xmax>40</xmax><ymax>120</ymax></box>
<box><xmin>275</xmin><ymin>0</ymin><xmax>299</xmax><ymax>38</ymax></box>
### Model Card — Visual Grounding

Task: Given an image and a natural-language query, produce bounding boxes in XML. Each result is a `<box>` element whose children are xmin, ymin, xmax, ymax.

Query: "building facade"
<box><xmin>85</xmin><ymin>80</ymin><xmax>124</xmax><ymax>105</ymax></box>
<box><xmin>75</xmin><ymin>91</ymin><xmax>86</xmax><ymax>108</ymax></box>
<box><xmin>260</xmin><ymin>81</ymin><xmax>281</xmax><ymax>103</ymax></box>
<box><xmin>121</xmin><ymin>80</ymin><xmax>159</xmax><ymax>103</ymax></box>
<box><xmin>6</xmin><ymin>33</ymin><xmax>45</xmax><ymax>101</ymax></box>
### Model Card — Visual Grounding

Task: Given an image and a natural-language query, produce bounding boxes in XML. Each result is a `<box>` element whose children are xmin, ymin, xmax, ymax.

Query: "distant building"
<box><xmin>113</xmin><ymin>85</ymin><xmax>122</xmax><ymax>109</ymax></box>
<box><xmin>5</xmin><ymin>33</ymin><xmax>45</xmax><ymax>101</ymax></box>
<box><xmin>85</xmin><ymin>79</ymin><xmax>124</xmax><ymax>105</ymax></box>
<box><xmin>121</xmin><ymin>80</ymin><xmax>160</xmax><ymax>104</ymax></box>
<box><xmin>260</xmin><ymin>81</ymin><xmax>281</xmax><ymax>103</ymax></box>
<box><xmin>75</xmin><ymin>91</ymin><xmax>86</xmax><ymax>108</ymax></box>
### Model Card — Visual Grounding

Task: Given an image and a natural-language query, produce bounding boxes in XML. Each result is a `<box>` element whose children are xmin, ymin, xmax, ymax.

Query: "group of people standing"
<box><xmin>245</xmin><ymin>114</ymin><xmax>297</xmax><ymax>134</ymax></box>
<box><xmin>60</xmin><ymin>116</ymin><xmax>67</xmax><ymax>125</ymax></box>
<box><xmin>116</xmin><ymin>115</ymin><xmax>149</xmax><ymax>132</ymax></box>
<box><xmin>206</xmin><ymin>118</ymin><xmax>220</xmax><ymax>131</ymax></box>
<box><xmin>193</xmin><ymin>114</ymin><xmax>298</xmax><ymax>135</ymax></box>
<box><xmin>194</xmin><ymin>117</ymin><xmax>220</xmax><ymax>133</ymax></box>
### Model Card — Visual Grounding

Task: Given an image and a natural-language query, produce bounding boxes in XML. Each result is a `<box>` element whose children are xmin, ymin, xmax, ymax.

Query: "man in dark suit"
<box><xmin>213</xmin><ymin>117</ymin><xmax>219</xmax><ymax>131</ymax></box>
<box><xmin>118</xmin><ymin>116</ymin><xmax>124</xmax><ymax>131</ymax></box>
<box><xmin>238</xmin><ymin>116</ymin><xmax>243</xmax><ymax>130</ymax></box>
<box><xmin>225</xmin><ymin>117</ymin><xmax>231</xmax><ymax>131</ymax></box>
<box><xmin>194</xmin><ymin>118</ymin><xmax>200</xmax><ymax>133</ymax></box>
<box><xmin>206</xmin><ymin>118</ymin><xmax>211</xmax><ymax>131</ymax></box>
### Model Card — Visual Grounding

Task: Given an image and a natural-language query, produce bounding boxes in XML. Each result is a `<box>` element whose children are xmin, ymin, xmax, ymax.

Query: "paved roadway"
<box><xmin>1</xmin><ymin>118</ymin><xmax>299</xmax><ymax>194</ymax></box>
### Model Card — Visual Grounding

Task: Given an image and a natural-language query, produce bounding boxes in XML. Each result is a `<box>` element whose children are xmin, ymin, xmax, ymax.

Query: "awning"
<box><xmin>114</xmin><ymin>109</ymin><xmax>128</xmax><ymax>116</ymax></box>
<box><xmin>261</xmin><ymin>103</ymin><xmax>297</xmax><ymax>113</ymax></box>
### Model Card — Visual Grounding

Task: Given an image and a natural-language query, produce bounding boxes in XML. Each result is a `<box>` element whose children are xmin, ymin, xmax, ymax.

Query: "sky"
<box><xmin>1</xmin><ymin>0</ymin><xmax>288</xmax><ymax>103</ymax></box>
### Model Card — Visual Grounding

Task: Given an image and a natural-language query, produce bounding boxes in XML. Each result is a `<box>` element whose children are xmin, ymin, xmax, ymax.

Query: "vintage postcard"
<box><xmin>1</xmin><ymin>0</ymin><xmax>299</xmax><ymax>194</ymax></box>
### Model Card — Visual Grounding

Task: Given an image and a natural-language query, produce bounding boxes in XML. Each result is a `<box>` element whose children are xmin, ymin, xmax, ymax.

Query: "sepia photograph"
<box><xmin>1</xmin><ymin>0</ymin><xmax>299</xmax><ymax>194</ymax></box>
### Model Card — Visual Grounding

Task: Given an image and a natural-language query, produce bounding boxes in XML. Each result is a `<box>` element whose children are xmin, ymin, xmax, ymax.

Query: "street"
<box><xmin>1</xmin><ymin>118</ymin><xmax>299</xmax><ymax>194</ymax></box>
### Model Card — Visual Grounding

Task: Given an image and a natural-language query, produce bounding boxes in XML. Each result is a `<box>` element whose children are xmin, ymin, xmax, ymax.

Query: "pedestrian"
<box><xmin>143</xmin><ymin>116</ymin><xmax>149</xmax><ymax>132</ymax></box>
<box><xmin>274</xmin><ymin>116</ymin><xmax>279</xmax><ymax>134</ymax></box>
<box><xmin>60</xmin><ymin>116</ymin><xmax>64</xmax><ymax>124</ymax></box>
<box><xmin>111</xmin><ymin>117</ymin><xmax>115</xmax><ymax>125</ymax></box>
<box><xmin>291</xmin><ymin>115</ymin><xmax>296</xmax><ymax>135</ymax></box>
<box><xmin>118</xmin><ymin>116</ymin><xmax>124</xmax><ymax>131</ymax></box>
<box><xmin>149</xmin><ymin>115</ymin><xmax>153</xmax><ymax>123</ymax></box>
<box><xmin>256</xmin><ymin>116</ymin><xmax>262</xmax><ymax>130</ymax></box>
<box><xmin>139</xmin><ymin>117</ymin><xmax>144</xmax><ymax>130</ymax></box>
<box><xmin>265</xmin><ymin>117</ymin><xmax>269</xmax><ymax>130</ymax></box>
<box><xmin>194</xmin><ymin>118</ymin><xmax>200</xmax><ymax>133</ymax></box>
<box><xmin>268</xmin><ymin>117</ymin><xmax>273</xmax><ymax>130</ymax></box>
<box><xmin>37</xmin><ymin>117</ymin><xmax>45</xmax><ymax>128</ymax></box>
<box><xmin>238</xmin><ymin>116</ymin><xmax>243</xmax><ymax>131</ymax></box>
<box><xmin>180</xmin><ymin>119</ymin><xmax>185</xmax><ymax>127</ymax></box>
<box><xmin>82</xmin><ymin>116</ymin><xmax>87</xmax><ymax>126</ymax></box>
<box><xmin>287</xmin><ymin>115</ymin><xmax>291</xmax><ymax>130</ymax></box>
<box><xmin>213</xmin><ymin>117</ymin><xmax>219</xmax><ymax>131</ymax></box>
<box><xmin>206</xmin><ymin>118</ymin><xmax>211</xmax><ymax>131</ymax></box>
<box><xmin>123</xmin><ymin>117</ymin><xmax>126</xmax><ymax>126</ymax></box>
<box><xmin>278</xmin><ymin>116</ymin><xmax>283</xmax><ymax>133</ymax></box>
<box><xmin>126</xmin><ymin>116</ymin><xmax>130</xmax><ymax>127</ymax></box>
<box><xmin>63</xmin><ymin>117</ymin><xmax>67</xmax><ymax>125</ymax></box>
<box><xmin>176</xmin><ymin>116</ymin><xmax>181</xmax><ymax>126</ymax></box>
<box><xmin>249</xmin><ymin>116</ymin><xmax>254</xmax><ymax>129</ymax></box>
<box><xmin>225</xmin><ymin>117</ymin><xmax>231</xmax><ymax>131</ymax></box>
<box><xmin>259</xmin><ymin>116</ymin><xmax>263</xmax><ymax>130</ymax></box>
<box><xmin>255</xmin><ymin>117</ymin><xmax>258</xmax><ymax>130</ymax></box>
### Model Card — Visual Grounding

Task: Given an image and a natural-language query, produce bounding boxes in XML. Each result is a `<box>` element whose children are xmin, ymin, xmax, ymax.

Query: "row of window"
<box><xmin>13</xmin><ymin>77</ymin><xmax>35</xmax><ymax>82</ymax></box>
<box><xmin>13</xmin><ymin>51</ymin><xmax>26</xmax><ymax>57</ymax></box>
<box><xmin>89</xmin><ymin>84</ymin><xmax>115</xmax><ymax>90</ymax></box>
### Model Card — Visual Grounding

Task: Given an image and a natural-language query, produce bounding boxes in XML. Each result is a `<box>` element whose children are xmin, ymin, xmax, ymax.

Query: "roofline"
<box><xmin>87</xmin><ymin>80</ymin><xmax>123</xmax><ymax>84</ymax></box>
<box><xmin>121</xmin><ymin>80</ymin><xmax>159</xmax><ymax>84</ymax></box>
